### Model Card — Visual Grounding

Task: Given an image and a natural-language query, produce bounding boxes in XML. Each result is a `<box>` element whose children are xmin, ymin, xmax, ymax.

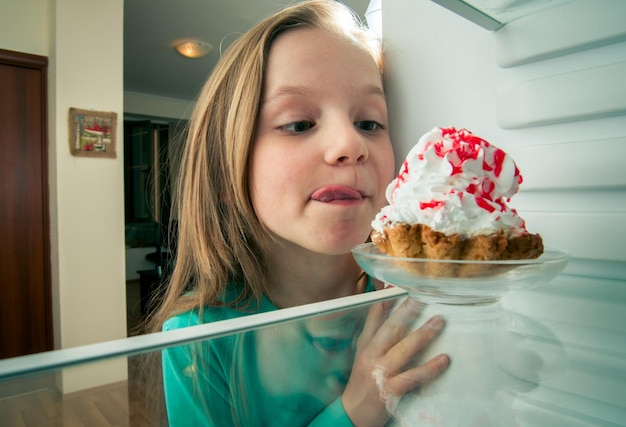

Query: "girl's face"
<box><xmin>251</xmin><ymin>28</ymin><xmax>394</xmax><ymax>255</ymax></box>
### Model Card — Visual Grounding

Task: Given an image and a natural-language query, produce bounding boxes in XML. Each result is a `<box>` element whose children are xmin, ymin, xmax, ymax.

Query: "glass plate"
<box><xmin>352</xmin><ymin>243</ymin><xmax>569</xmax><ymax>304</ymax></box>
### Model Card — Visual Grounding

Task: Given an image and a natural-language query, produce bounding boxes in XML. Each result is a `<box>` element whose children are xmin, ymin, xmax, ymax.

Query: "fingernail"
<box><xmin>436</xmin><ymin>353</ymin><xmax>450</xmax><ymax>368</ymax></box>
<box><xmin>427</xmin><ymin>315</ymin><xmax>444</xmax><ymax>330</ymax></box>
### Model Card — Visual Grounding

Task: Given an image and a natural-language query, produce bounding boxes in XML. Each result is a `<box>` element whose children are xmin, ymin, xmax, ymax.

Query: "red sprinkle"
<box><xmin>475</xmin><ymin>197</ymin><xmax>496</xmax><ymax>213</ymax></box>
<box><xmin>482</xmin><ymin>180</ymin><xmax>495</xmax><ymax>198</ymax></box>
<box><xmin>420</xmin><ymin>200</ymin><xmax>445</xmax><ymax>210</ymax></box>
<box><xmin>493</xmin><ymin>149</ymin><xmax>505</xmax><ymax>177</ymax></box>
<box><xmin>391</xmin><ymin>160</ymin><xmax>410</xmax><ymax>196</ymax></box>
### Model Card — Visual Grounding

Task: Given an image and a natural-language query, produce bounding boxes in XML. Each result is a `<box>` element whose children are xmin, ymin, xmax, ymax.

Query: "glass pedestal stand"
<box><xmin>352</xmin><ymin>243</ymin><xmax>569</xmax><ymax>427</ymax></box>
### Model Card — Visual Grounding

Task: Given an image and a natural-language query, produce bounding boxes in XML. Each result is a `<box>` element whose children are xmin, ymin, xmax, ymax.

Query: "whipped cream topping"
<box><xmin>372</xmin><ymin>127</ymin><xmax>528</xmax><ymax>237</ymax></box>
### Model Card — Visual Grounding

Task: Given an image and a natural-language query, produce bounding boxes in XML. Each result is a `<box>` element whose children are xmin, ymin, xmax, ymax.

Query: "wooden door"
<box><xmin>0</xmin><ymin>48</ymin><xmax>53</xmax><ymax>359</ymax></box>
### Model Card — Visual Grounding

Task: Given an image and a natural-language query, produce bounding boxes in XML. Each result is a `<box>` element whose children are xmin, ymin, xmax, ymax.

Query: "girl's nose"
<box><xmin>324</xmin><ymin>120</ymin><xmax>369</xmax><ymax>165</ymax></box>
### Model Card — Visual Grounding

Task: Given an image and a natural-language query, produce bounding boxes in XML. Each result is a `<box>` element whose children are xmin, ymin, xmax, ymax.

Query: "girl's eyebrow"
<box><xmin>365</xmin><ymin>85</ymin><xmax>387</xmax><ymax>101</ymax></box>
<box><xmin>263</xmin><ymin>84</ymin><xmax>386</xmax><ymax>106</ymax></box>
<box><xmin>262</xmin><ymin>85</ymin><xmax>311</xmax><ymax>105</ymax></box>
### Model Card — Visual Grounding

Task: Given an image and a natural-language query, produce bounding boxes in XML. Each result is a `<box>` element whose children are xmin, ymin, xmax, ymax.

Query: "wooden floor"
<box><xmin>0</xmin><ymin>373</ymin><xmax>160</xmax><ymax>427</ymax></box>
<box><xmin>0</xmin><ymin>284</ymin><xmax>160</xmax><ymax>426</ymax></box>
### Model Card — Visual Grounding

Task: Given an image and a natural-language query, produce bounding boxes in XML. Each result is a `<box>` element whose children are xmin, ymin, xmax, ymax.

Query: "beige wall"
<box><xmin>0</xmin><ymin>0</ymin><xmax>49</xmax><ymax>56</ymax></box>
<box><xmin>1</xmin><ymin>0</ymin><xmax>127</xmax><ymax>393</ymax></box>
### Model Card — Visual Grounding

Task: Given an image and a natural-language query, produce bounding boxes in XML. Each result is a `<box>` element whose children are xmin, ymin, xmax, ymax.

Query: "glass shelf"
<box><xmin>1</xmin><ymin>272</ymin><xmax>624</xmax><ymax>426</ymax></box>
<box><xmin>430</xmin><ymin>0</ymin><xmax>573</xmax><ymax>30</ymax></box>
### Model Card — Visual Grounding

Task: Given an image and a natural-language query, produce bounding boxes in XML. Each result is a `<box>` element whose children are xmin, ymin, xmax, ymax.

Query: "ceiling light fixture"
<box><xmin>174</xmin><ymin>39</ymin><xmax>213</xmax><ymax>59</ymax></box>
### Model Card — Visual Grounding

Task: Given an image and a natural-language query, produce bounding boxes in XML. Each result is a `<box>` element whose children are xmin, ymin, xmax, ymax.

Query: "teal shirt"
<box><xmin>162</xmin><ymin>280</ymin><xmax>375</xmax><ymax>426</ymax></box>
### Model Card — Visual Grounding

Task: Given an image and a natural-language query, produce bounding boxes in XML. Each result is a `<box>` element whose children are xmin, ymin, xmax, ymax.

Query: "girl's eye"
<box><xmin>355</xmin><ymin>120</ymin><xmax>384</xmax><ymax>132</ymax></box>
<box><xmin>281</xmin><ymin>121</ymin><xmax>314</xmax><ymax>133</ymax></box>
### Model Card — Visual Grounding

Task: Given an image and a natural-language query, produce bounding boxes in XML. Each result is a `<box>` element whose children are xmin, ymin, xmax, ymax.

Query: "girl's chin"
<box><xmin>311</xmin><ymin>236</ymin><xmax>370</xmax><ymax>256</ymax></box>
<box><xmin>271</xmin><ymin>226</ymin><xmax>371</xmax><ymax>255</ymax></box>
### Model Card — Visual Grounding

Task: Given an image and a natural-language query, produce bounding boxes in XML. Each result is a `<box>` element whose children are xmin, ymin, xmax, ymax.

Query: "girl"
<box><xmin>147</xmin><ymin>1</ymin><xmax>449</xmax><ymax>425</ymax></box>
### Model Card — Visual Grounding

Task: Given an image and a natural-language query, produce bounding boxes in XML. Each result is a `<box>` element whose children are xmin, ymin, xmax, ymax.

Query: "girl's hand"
<box><xmin>341</xmin><ymin>297</ymin><xmax>449</xmax><ymax>427</ymax></box>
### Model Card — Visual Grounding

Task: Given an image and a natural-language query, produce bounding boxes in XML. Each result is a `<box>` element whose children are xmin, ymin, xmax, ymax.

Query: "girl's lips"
<box><xmin>311</xmin><ymin>186</ymin><xmax>364</xmax><ymax>203</ymax></box>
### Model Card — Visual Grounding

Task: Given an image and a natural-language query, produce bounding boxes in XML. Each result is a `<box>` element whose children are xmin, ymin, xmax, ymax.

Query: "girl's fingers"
<box><xmin>380</xmin><ymin>315</ymin><xmax>445</xmax><ymax>371</ymax></box>
<box><xmin>384</xmin><ymin>353</ymin><xmax>450</xmax><ymax>396</ymax></box>
<box><xmin>358</xmin><ymin>299</ymin><xmax>394</xmax><ymax>347</ymax></box>
<box><xmin>369</xmin><ymin>297</ymin><xmax>426</xmax><ymax>354</ymax></box>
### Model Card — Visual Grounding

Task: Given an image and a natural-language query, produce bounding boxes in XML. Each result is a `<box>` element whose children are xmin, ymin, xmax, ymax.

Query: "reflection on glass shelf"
<box><xmin>0</xmin><ymin>274</ymin><xmax>625</xmax><ymax>426</ymax></box>
<box><xmin>0</xmin><ymin>358</ymin><xmax>158</xmax><ymax>426</ymax></box>
<box><xmin>431</xmin><ymin>0</ymin><xmax>573</xmax><ymax>30</ymax></box>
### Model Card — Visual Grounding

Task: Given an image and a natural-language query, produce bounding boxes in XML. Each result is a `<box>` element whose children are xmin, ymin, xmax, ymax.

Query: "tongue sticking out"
<box><xmin>311</xmin><ymin>186</ymin><xmax>363</xmax><ymax>202</ymax></box>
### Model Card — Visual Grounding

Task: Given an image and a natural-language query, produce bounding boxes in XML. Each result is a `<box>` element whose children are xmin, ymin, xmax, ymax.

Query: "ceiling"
<box><xmin>124</xmin><ymin>0</ymin><xmax>371</xmax><ymax>103</ymax></box>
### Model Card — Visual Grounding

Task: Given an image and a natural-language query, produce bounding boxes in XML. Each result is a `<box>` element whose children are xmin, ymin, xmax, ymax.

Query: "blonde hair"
<box><xmin>148</xmin><ymin>0</ymin><xmax>383</xmax><ymax>331</ymax></box>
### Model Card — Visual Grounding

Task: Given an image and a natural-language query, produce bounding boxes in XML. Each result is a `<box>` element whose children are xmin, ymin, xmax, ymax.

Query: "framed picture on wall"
<box><xmin>68</xmin><ymin>108</ymin><xmax>117</xmax><ymax>158</ymax></box>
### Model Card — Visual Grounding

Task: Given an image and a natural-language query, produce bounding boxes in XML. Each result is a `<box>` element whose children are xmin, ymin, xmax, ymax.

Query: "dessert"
<box><xmin>371</xmin><ymin>127</ymin><xmax>543</xmax><ymax>276</ymax></box>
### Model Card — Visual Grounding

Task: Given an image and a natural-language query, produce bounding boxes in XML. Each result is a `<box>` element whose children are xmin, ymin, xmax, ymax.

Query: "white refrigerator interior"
<box><xmin>381</xmin><ymin>0</ymin><xmax>626</xmax><ymax>426</ymax></box>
